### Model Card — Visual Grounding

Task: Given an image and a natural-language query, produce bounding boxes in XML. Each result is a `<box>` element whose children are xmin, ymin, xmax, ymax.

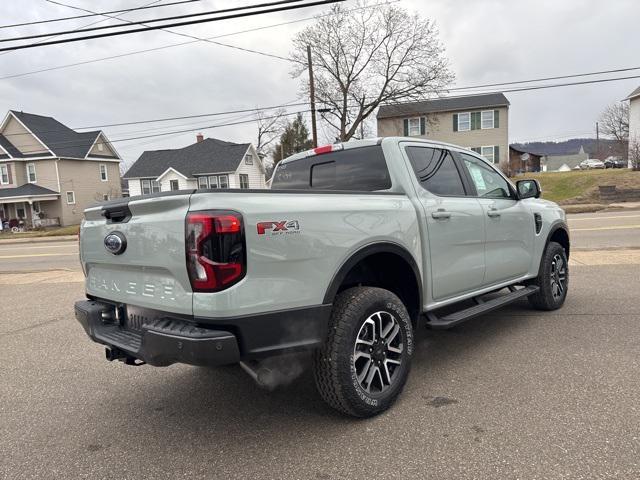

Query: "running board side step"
<box><xmin>425</xmin><ymin>286</ymin><xmax>539</xmax><ymax>330</ymax></box>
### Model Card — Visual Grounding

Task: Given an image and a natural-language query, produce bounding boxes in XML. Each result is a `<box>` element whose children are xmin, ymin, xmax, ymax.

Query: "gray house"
<box><xmin>123</xmin><ymin>135</ymin><xmax>266</xmax><ymax>196</ymax></box>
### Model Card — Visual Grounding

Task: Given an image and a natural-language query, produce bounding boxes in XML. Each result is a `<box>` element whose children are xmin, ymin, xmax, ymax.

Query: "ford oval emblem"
<box><xmin>104</xmin><ymin>231</ymin><xmax>127</xmax><ymax>255</ymax></box>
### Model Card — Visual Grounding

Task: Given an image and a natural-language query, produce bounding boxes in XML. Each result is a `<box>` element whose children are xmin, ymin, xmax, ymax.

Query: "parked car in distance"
<box><xmin>604</xmin><ymin>157</ymin><xmax>627</xmax><ymax>169</ymax></box>
<box><xmin>579</xmin><ymin>159</ymin><xmax>605</xmax><ymax>170</ymax></box>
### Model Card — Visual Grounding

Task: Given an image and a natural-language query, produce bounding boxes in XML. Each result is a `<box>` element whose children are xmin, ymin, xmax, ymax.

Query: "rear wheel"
<box><xmin>528</xmin><ymin>241</ymin><xmax>569</xmax><ymax>310</ymax></box>
<box><xmin>313</xmin><ymin>287</ymin><xmax>413</xmax><ymax>417</ymax></box>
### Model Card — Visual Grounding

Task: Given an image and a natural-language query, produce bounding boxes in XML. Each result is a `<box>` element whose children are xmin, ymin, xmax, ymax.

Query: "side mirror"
<box><xmin>516</xmin><ymin>179</ymin><xmax>541</xmax><ymax>199</ymax></box>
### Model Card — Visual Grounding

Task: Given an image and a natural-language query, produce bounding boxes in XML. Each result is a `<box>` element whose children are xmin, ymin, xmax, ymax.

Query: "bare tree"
<box><xmin>255</xmin><ymin>109</ymin><xmax>286</xmax><ymax>159</ymax></box>
<box><xmin>599</xmin><ymin>102</ymin><xmax>629</xmax><ymax>141</ymax></box>
<box><xmin>290</xmin><ymin>0</ymin><xmax>454</xmax><ymax>142</ymax></box>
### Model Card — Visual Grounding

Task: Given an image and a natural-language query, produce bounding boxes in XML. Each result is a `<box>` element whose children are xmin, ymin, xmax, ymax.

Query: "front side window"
<box><xmin>208</xmin><ymin>176</ymin><xmax>219</xmax><ymax>189</ymax></box>
<box><xmin>481</xmin><ymin>110</ymin><xmax>494</xmax><ymax>129</ymax></box>
<box><xmin>406</xmin><ymin>146</ymin><xmax>466</xmax><ymax>197</ymax></box>
<box><xmin>457</xmin><ymin>112</ymin><xmax>470</xmax><ymax>131</ymax></box>
<box><xmin>239</xmin><ymin>174</ymin><xmax>249</xmax><ymax>189</ymax></box>
<box><xmin>170</xmin><ymin>179</ymin><xmax>179</xmax><ymax>191</ymax></box>
<box><xmin>151</xmin><ymin>180</ymin><xmax>161</xmax><ymax>193</ymax></box>
<box><xmin>272</xmin><ymin>145</ymin><xmax>392</xmax><ymax>191</ymax></box>
<box><xmin>141</xmin><ymin>179</ymin><xmax>151</xmax><ymax>195</ymax></box>
<box><xmin>99</xmin><ymin>164</ymin><xmax>108</xmax><ymax>181</ymax></box>
<box><xmin>66</xmin><ymin>191</ymin><xmax>75</xmax><ymax>204</ymax></box>
<box><xmin>197</xmin><ymin>177</ymin><xmax>208</xmax><ymax>189</ymax></box>
<box><xmin>0</xmin><ymin>164</ymin><xmax>8</xmax><ymax>184</ymax></box>
<box><xmin>27</xmin><ymin>163</ymin><xmax>36</xmax><ymax>183</ymax></box>
<box><xmin>218</xmin><ymin>175</ymin><xmax>229</xmax><ymax>189</ymax></box>
<box><xmin>460</xmin><ymin>153</ymin><xmax>511</xmax><ymax>199</ymax></box>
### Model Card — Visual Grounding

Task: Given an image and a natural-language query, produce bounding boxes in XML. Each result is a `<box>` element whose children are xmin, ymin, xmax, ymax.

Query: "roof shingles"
<box><xmin>377</xmin><ymin>93</ymin><xmax>510</xmax><ymax>119</ymax></box>
<box><xmin>123</xmin><ymin>138</ymin><xmax>251</xmax><ymax>179</ymax></box>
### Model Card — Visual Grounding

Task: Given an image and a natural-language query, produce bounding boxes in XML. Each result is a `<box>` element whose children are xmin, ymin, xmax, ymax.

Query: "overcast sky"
<box><xmin>1</xmin><ymin>0</ymin><xmax>639</xmax><ymax>168</ymax></box>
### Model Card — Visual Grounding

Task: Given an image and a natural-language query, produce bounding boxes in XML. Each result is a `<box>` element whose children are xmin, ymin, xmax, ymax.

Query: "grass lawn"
<box><xmin>0</xmin><ymin>224</ymin><xmax>79</xmax><ymax>240</ymax></box>
<box><xmin>514</xmin><ymin>169</ymin><xmax>640</xmax><ymax>204</ymax></box>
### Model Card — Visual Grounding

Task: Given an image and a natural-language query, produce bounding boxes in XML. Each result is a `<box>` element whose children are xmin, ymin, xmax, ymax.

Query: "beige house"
<box><xmin>124</xmin><ymin>134</ymin><xmax>266</xmax><ymax>196</ymax></box>
<box><xmin>0</xmin><ymin>110</ymin><xmax>121</xmax><ymax>228</ymax></box>
<box><xmin>377</xmin><ymin>93</ymin><xmax>510</xmax><ymax>172</ymax></box>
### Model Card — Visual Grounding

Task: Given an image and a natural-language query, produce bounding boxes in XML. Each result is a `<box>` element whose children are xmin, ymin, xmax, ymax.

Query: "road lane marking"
<box><xmin>569</xmin><ymin>214</ymin><xmax>640</xmax><ymax>221</ymax></box>
<box><xmin>571</xmin><ymin>224</ymin><xmax>640</xmax><ymax>232</ymax></box>
<box><xmin>0</xmin><ymin>253</ymin><xmax>78</xmax><ymax>259</ymax></box>
<box><xmin>0</xmin><ymin>244</ymin><xmax>78</xmax><ymax>251</ymax></box>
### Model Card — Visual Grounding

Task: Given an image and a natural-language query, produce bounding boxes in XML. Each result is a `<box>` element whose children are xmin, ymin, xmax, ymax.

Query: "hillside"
<box><xmin>514</xmin><ymin>169</ymin><xmax>640</xmax><ymax>204</ymax></box>
<box><xmin>512</xmin><ymin>138</ymin><xmax>627</xmax><ymax>158</ymax></box>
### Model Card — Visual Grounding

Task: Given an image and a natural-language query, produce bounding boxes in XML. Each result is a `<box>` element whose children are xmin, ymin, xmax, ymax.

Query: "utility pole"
<box><xmin>307</xmin><ymin>45</ymin><xmax>318</xmax><ymax>148</ymax></box>
<box><xmin>596</xmin><ymin>121</ymin><xmax>600</xmax><ymax>159</ymax></box>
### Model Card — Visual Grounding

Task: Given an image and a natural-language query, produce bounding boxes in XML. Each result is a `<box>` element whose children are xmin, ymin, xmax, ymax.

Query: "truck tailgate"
<box><xmin>81</xmin><ymin>193</ymin><xmax>193</xmax><ymax>315</ymax></box>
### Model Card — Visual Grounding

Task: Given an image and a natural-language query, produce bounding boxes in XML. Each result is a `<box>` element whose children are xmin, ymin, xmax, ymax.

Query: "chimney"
<box><xmin>196</xmin><ymin>132</ymin><xmax>204</xmax><ymax>143</ymax></box>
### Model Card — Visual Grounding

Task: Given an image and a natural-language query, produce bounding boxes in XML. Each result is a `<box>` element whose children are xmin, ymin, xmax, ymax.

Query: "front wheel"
<box><xmin>528</xmin><ymin>241</ymin><xmax>569</xmax><ymax>310</ymax></box>
<box><xmin>313</xmin><ymin>287</ymin><xmax>414</xmax><ymax>417</ymax></box>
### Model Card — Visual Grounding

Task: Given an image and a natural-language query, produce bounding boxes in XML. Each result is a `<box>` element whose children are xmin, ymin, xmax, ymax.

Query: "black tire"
<box><xmin>528</xmin><ymin>241</ymin><xmax>569</xmax><ymax>310</ymax></box>
<box><xmin>313</xmin><ymin>287</ymin><xmax>414</xmax><ymax>418</ymax></box>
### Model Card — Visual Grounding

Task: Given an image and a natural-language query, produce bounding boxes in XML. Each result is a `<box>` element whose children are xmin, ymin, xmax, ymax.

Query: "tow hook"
<box><xmin>105</xmin><ymin>347</ymin><xmax>146</xmax><ymax>366</ymax></box>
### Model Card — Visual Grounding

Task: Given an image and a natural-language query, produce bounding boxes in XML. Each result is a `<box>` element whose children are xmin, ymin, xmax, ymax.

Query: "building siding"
<box><xmin>25</xmin><ymin>159</ymin><xmax>59</xmax><ymax>192</ymax></box>
<box><xmin>57</xmin><ymin>159</ymin><xmax>121</xmax><ymax>225</ymax></box>
<box><xmin>3</xmin><ymin>116</ymin><xmax>49</xmax><ymax>155</ymax></box>
<box><xmin>630</xmin><ymin>97</ymin><xmax>640</xmax><ymax>147</ymax></box>
<box><xmin>233</xmin><ymin>145</ymin><xmax>266</xmax><ymax>189</ymax></box>
<box><xmin>377</xmin><ymin>107</ymin><xmax>509</xmax><ymax>171</ymax></box>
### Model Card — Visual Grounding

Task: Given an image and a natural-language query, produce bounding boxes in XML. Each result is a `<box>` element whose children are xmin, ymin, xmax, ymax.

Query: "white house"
<box><xmin>123</xmin><ymin>134</ymin><xmax>266</xmax><ymax>196</ymax></box>
<box><xmin>626</xmin><ymin>86</ymin><xmax>640</xmax><ymax>167</ymax></box>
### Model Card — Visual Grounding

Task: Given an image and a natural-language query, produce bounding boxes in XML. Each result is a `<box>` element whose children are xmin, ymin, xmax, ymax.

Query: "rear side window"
<box><xmin>272</xmin><ymin>145</ymin><xmax>391</xmax><ymax>191</ymax></box>
<box><xmin>406</xmin><ymin>146</ymin><xmax>466</xmax><ymax>196</ymax></box>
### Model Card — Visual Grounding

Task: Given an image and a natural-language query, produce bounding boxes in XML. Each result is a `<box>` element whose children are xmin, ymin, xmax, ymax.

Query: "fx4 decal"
<box><xmin>257</xmin><ymin>220</ymin><xmax>301</xmax><ymax>236</ymax></box>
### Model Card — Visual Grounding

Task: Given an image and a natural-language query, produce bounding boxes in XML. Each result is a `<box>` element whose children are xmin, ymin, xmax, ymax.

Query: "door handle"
<box><xmin>487</xmin><ymin>208</ymin><xmax>501</xmax><ymax>218</ymax></box>
<box><xmin>431</xmin><ymin>210</ymin><xmax>451</xmax><ymax>220</ymax></box>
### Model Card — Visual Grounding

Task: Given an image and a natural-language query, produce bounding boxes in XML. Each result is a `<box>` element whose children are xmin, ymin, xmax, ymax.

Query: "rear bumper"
<box><xmin>74</xmin><ymin>299</ymin><xmax>332</xmax><ymax>367</ymax></box>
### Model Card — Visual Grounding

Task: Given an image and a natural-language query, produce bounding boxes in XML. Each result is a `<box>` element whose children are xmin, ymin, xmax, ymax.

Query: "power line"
<box><xmin>0</xmin><ymin>0</ymin><xmax>310</xmax><ymax>44</ymax></box>
<box><xmin>0</xmin><ymin>1</ymin><xmax>397</xmax><ymax>80</ymax></box>
<box><xmin>47</xmin><ymin>0</ymin><xmax>296</xmax><ymax>63</ymax></box>
<box><xmin>0</xmin><ymin>0</ymin><xmax>203</xmax><ymax>30</ymax></box>
<box><xmin>0</xmin><ymin>0</ymin><xmax>345</xmax><ymax>52</ymax></box>
<box><xmin>448</xmin><ymin>66</ymin><xmax>640</xmax><ymax>92</ymax></box>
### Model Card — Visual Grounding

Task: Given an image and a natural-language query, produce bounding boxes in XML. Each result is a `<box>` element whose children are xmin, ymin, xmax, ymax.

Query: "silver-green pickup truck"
<box><xmin>75</xmin><ymin>137</ymin><xmax>569</xmax><ymax>417</ymax></box>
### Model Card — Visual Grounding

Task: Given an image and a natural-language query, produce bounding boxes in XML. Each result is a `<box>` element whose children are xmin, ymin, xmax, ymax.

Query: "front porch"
<box><xmin>0</xmin><ymin>185</ymin><xmax>61</xmax><ymax>230</ymax></box>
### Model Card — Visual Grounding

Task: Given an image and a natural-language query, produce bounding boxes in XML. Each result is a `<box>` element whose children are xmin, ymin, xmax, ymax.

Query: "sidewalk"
<box><xmin>0</xmin><ymin>234</ymin><xmax>77</xmax><ymax>245</ymax></box>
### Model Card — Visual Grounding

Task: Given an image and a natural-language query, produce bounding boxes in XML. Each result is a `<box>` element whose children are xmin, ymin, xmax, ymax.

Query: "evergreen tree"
<box><xmin>272</xmin><ymin>113</ymin><xmax>314</xmax><ymax>165</ymax></box>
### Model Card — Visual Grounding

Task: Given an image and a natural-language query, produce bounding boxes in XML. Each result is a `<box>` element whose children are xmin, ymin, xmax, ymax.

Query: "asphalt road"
<box><xmin>1</xmin><ymin>212</ymin><xmax>639</xmax><ymax>479</ymax></box>
<box><xmin>0</xmin><ymin>240</ymin><xmax>80</xmax><ymax>273</ymax></box>
<box><xmin>567</xmin><ymin>210</ymin><xmax>640</xmax><ymax>250</ymax></box>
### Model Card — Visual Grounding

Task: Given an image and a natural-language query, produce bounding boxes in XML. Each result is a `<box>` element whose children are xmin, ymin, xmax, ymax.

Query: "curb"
<box><xmin>0</xmin><ymin>234</ymin><xmax>77</xmax><ymax>245</ymax></box>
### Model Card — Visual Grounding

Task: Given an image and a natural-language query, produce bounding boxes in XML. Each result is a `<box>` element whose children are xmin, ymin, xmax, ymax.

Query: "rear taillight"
<box><xmin>186</xmin><ymin>210</ymin><xmax>246</xmax><ymax>292</ymax></box>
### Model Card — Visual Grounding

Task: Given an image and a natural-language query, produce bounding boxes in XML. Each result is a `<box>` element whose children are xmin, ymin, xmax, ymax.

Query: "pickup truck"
<box><xmin>75</xmin><ymin>137</ymin><xmax>570</xmax><ymax>417</ymax></box>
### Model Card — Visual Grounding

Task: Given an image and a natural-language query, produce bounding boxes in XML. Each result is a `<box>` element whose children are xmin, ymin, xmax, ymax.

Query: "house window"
<box><xmin>208</xmin><ymin>176</ymin><xmax>219</xmax><ymax>189</ymax></box>
<box><xmin>457</xmin><ymin>112</ymin><xmax>470</xmax><ymax>131</ymax></box>
<box><xmin>245</xmin><ymin>154</ymin><xmax>253</xmax><ymax>165</ymax></box>
<box><xmin>0</xmin><ymin>164</ymin><xmax>8</xmax><ymax>184</ymax></box>
<box><xmin>218</xmin><ymin>175</ymin><xmax>229</xmax><ymax>189</ymax></box>
<box><xmin>239</xmin><ymin>174</ymin><xmax>249</xmax><ymax>189</ymax></box>
<box><xmin>197</xmin><ymin>177</ymin><xmax>208</xmax><ymax>189</ymax></box>
<box><xmin>151</xmin><ymin>180</ymin><xmax>160</xmax><ymax>193</ymax></box>
<box><xmin>66</xmin><ymin>191</ymin><xmax>75</xmax><ymax>204</ymax></box>
<box><xmin>99</xmin><ymin>164</ymin><xmax>108</xmax><ymax>181</ymax></box>
<box><xmin>481</xmin><ymin>110</ymin><xmax>494</xmax><ymax>129</ymax></box>
<box><xmin>141</xmin><ymin>179</ymin><xmax>151</xmax><ymax>195</ymax></box>
<box><xmin>32</xmin><ymin>201</ymin><xmax>41</xmax><ymax>214</ymax></box>
<box><xmin>17</xmin><ymin>205</ymin><xmax>26</xmax><ymax>218</ymax></box>
<box><xmin>170</xmin><ymin>179</ymin><xmax>179</xmax><ymax>191</ymax></box>
<box><xmin>27</xmin><ymin>163</ymin><xmax>37</xmax><ymax>183</ymax></box>
<box><xmin>481</xmin><ymin>146</ymin><xmax>496</xmax><ymax>163</ymax></box>
<box><xmin>97</xmin><ymin>142</ymin><xmax>104</xmax><ymax>152</ymax></box>
<box><xmin>408</xmin><ymin>118</ymin><xmax>421</xmax><ymax>136</ymax></box>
